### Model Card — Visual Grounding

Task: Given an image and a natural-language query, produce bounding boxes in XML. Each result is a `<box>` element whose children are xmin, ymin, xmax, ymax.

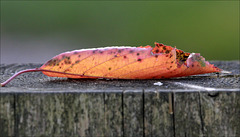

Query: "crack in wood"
<box><xmin>122</xmin><ymin>91</ymin><xmax>124</xmax><ymax>137</ymax></box>
<box><xmin>142</xmin><ymin>90</ymin><xmax>145</xmax><ymax>137</ymax></box>
<box><xmin>198</xmin><ymin>92</ymin><xmax>205</xmax><ymax>136</ymax></box>
<box><xmin>172</xmin><ymin>92</ymin><xmax>176</xmax><ymax>137</ymax></box>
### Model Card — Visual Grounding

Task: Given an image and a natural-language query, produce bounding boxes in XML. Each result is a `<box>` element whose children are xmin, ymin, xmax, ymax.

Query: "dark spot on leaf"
<box><xmin>45</xmin><ymin>60</ymin><xmax>52</xmax><ymax>66</ymax></box>
<box><xmin>108</xmin><ymin>67</ymin><xmax>112</xmax><ymax>70</ymax></box>
<box><xmin>167</xmin><ymin>68</ymin><xmax>170</xmax><ymax>70</ymax></box>
<box><xmin>137</xmin><ymin>53</ymin><xmax>140</xmax><ymax>56</ymax></box>
<box><xmin>65</xmin><ymin>68</ymin><xmax>70</xmax><ymax>72</ymax></box>
<box><xmin>137</xmin><ymin>58</ymin><xmax>142</xmax><ymax>62</ymax></box>
<box><xmin>124</xmin><ymin>56</ymin><xmax>127</xmax><ymax>59</ymax></box>
<box><xmin>99</xmin><ymin>51</ymin><xmax>103</xmax><ymax>54</ymax></box>
<box><xmin>170</xmin><ymin>66</ymin><xmax>172</xmax><ymax>68</ymax></box>
<box><xmin>156</xmin><ymin>43</ymin><xmax>164</xmax><ymax>47</ymax></box>
<box><xmin>192</xmin><ymin>64</ymin><xmax>194</xmax><ymax>67</ymax></box>
<box><xmin>166</xmin><ymin>55</ymin><xmax>169</xmax><ymax>57</ymax></box>
<box><xmin>78</xmin><ymin>55</ymin><xmax>81</xmax><ymax>58</ymax></box>
<box><xmin>163</xmin><ymin>46</ymin><xmax>166</xmax><ymax>50</ymax></box>
<box><xmin>129</xmin><ymin>50</ymin><xmax>134</xmax><ymax>53</ymax></box>
<box><xmin>47</xmin><ymin>59</ymin><xmax>58</xmax><ymax>66</ymax></box>
<box><xmin>155</xmin><ymin>49</ymin><xmax>159</xmax><ymax>53</ymax></box>
<box><xmin>165</xmin><ymin>50</ymin><xmax>170</xmax><ymax>54</ymax></box>
<box><xmin>171</xmin><ymin>61</ymin><xmax>174</xmax><ymax>63</ymax></box>
<box><xmin>114</xmin><ymin>55</ymin><xmax>118</xmax><ymax>57</ymax></box>
<box><xmin>170</xmin><ymin>54</ymin><xmax>173</xmax><ymax>58</ymax></box>
<box><xmin>155</xmin><ymin>55</ymin><xmax>158</xmax><ymax>58</ymax></box>
<box><xmin>75</xmin><ymin>60</ymin><xmax>80</xmax><ymax>64</ymax></box>
<box><xmin>64</xmin><ymin>60</ymin><xmax>71</xmax><ymax>64</ymax></box>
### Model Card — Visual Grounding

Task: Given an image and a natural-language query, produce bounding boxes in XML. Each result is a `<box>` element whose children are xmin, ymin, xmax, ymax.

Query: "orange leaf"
<box><xmin>1</xmin><ymin>43</ymin><xmax>221</xmax><ymax>87</ymax></box>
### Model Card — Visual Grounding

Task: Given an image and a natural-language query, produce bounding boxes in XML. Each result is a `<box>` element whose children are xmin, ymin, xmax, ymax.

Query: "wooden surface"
<box><xmin>0</xmin><ymin>61</ymin><xmax>240</xmax><ymax>137</ymax></box>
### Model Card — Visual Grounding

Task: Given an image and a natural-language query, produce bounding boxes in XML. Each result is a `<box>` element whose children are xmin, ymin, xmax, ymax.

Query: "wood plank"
<box><xmin>200</xmin><ymin>92</ymin><xmax>240</xmax><ymax>136</ymax></box>
<box><xmin>14</xmin><ymin>93</ymin><xmax>65</xmax><ymax>136</ymax></box>
<box><xmin>174</xmin><ymin>92</ymin><xmax>240</xmax><ymax>137</ymax></box>
<box><xmin>0</xmin><ymin>93</ymin><xmax>15</xmax><ymax>137</ymax></box>
<box><xmin>144</xmin><ymin>91</ymin><xmax>174</xmax><ymax>137</ymax></box>
<box><xmin>64</xmin><ymin>92</ymin><xmax>105</xmax><ymax>136</ymax></box>
<box><xmin>123</xmin><ymin>90</ymin><xmax>143</xmax><ymax>137</ymax></box>
<box><xmin>104</xmin><ymin>92</ymin><xmax>123</xmax><ymax>136</ymax></box>
<box><xmin>174</xmin><ymin>92</ymin><xmax>203</xmax><ymax>137</ymax></box>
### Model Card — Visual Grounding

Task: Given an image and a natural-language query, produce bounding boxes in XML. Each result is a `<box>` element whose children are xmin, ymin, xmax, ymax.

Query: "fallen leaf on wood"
<box><xmin>1</xmin><ymin>42</ymin><xmax>222</xmax><ymax>87</ymax></box>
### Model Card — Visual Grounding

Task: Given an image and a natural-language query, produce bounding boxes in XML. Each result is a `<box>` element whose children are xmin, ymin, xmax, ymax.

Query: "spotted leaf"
<box><xmin>1</xmin><ymin>42</ymin><xmax>222</xmax><ymax>87</ymax></box>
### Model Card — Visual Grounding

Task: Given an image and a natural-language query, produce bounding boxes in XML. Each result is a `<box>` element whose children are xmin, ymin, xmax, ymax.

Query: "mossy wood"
<box><xmin>0</xmin><ymin>61</ymin><xmax>239</xmax><ymax>137</ymax></box>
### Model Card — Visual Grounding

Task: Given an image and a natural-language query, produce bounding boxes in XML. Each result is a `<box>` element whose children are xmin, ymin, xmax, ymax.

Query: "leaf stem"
<box><xmin>1</xmin><ymin>68</ymin><xmax>42</xmax><ymax>87</ymax></box>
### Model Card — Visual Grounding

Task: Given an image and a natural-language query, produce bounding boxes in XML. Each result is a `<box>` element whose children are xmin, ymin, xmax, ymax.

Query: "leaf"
<box><xmin>1</xmin><ymin>42</ymin><xmax>221</xmax><ymax>87</ymax></box>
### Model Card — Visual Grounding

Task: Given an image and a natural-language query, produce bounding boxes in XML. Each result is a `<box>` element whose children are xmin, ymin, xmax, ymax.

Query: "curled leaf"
<box><xmin>1</xmin><ymin>42</ymin><xmax>221</xmax><ymax>87</ymax></box>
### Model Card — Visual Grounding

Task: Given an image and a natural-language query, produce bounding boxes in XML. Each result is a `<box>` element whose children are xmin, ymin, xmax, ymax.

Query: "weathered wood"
<box><xmin>123</xmin><ymin>90</ymin><xmax>144</xmax><ymax>137</ymax></box>
<box><xmin>15</xmin><ymin>93</ymin><xmax>65</xmax><ymax>136</ymax></box>
<box><xmin>144</xmin><ymin>91</ymin><xmax>174</xmax><ymax>137</ymax></box>
<box><xmin>104</xmin><ymin>92</ymin><xmax>123</xmax><ymax>136</ymax></box>
<box><xmin>0</xmin><ymin>94</ymin><xmax>15</xmax><ymax>137</ymax></box>
<box><xmin>201</xmin><ymin>92</ymin><xmax>240</xmax><ymax>136</ymax></box>
<box><xmin>174</xmin><ymin>92</ymin><xmax>204</xmax><ymax>136</ymax></box>
<box><xmin>174</xmin><ymin>92</ymin><xmax>240</xmax><ymax>137</ymax></box>
<box><xmin>0</xmin><ymin>61</ymin><xmax>239</xmax><ymax>136</ymax></box>
<box><xmin>1</xmin><ymin>92</ymin><xmax>240</xmax><ymax>137</ymax></box>
<box><xmin>64</xmin><ymin>93</ymin><xmax>105</xmax><ymax>136</ymax></box>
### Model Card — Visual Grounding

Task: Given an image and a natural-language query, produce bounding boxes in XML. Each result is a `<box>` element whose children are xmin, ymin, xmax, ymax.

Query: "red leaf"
<box><xmin>1</xmin><ymin>42</ymin><xmax>221</xmax><ymax>87</ymax></box>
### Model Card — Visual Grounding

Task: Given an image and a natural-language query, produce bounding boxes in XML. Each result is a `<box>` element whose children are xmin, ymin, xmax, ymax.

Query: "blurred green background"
<box><xmin>1</xmin><ymin>1</ymin><xmax>239</xmax><ymax>63</ymax></box>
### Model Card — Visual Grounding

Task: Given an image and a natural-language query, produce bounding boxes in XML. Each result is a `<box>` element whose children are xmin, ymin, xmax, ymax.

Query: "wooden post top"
<box><xmin>1</xmin><ymin>61</ymin><xmax>239</xmax><ymax>93</ymax></box>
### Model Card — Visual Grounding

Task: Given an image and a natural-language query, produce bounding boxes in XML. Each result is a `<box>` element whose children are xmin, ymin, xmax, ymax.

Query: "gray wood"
<box><xmin>174</xmin><ymin>92</ymin><xmax>240</xmax><ymax>137</ymax></box>
<box><xmin>0</xmin><ymin>61</ymin><xmax>239</xmax><ymax>136</ymax></box>
<box><xmin>144</xmin><ymin>91</ymin><xmax>174</xmax><ymax>137</ymax></box>
<box><xmin>174</xmin><ymin>92</ymin><xmax>204</xmax><ymax>137</ymax></box>
<box><xmin>200</xmin><ymin>92</ymin><xmax>240</xmax><ymax>136</ymax></box>
<box><xmin>123</xmin><ymin>90</ymin><xmax>144</xmax><ymax>137</ymax></box>
<box><xmin>0</xmin><ymin>94</ymin><xmax>15</xmax><ymax>137</ymax></box>
<box><xmin>15</xmin><ymin>93</ymin><xmax>65</xmax><ymax>136</ymax></box>
<box><xmin>63</xmin><ymin>93</ymin><xmax>105</xmax><ymax>136</ymax></box>
<box><xmin>104</xmin><ymin>92</ymin><xmax>123</xmax><ymax>137</ymax></box>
